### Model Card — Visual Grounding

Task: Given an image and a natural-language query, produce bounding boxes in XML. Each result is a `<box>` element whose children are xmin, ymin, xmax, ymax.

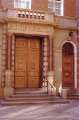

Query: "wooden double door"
<box><xmin>15</xmin><ymin>37</ymin><xmax>41</xmax><ymax>88</ymax></box>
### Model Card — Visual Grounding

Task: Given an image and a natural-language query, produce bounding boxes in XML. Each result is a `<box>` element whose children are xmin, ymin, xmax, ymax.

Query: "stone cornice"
<box><xmin>4</xmin><ymin>18</ymin><xmax>54</xmax><ymax>26</ymax></box>
<box><xmin>54</xmin><ymin>25</ymin><xmax>77</xmax><ymax>31</ymax></box>
<box><xmin>54</xmin><ymin>16</ymin><xmax>77</xmax><ymax>30</ymax></box>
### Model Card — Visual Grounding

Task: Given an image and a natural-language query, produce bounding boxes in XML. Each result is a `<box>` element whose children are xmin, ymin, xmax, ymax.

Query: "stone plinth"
<box><xmin>4</xmin><ymin>70</ymin><xmax>13</xmax><ymax>97</ymax></box>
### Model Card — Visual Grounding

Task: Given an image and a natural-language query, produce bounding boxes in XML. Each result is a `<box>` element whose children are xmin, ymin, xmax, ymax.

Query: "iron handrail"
<box><xmin>43</xmin><ymin>76</ymin><xmax>56</xmax><ymax>95</ymax></box>
<box><xmin>47</xmin><ymin>79</ymin><xmax>53</xmax><ymax>95</ymax></box>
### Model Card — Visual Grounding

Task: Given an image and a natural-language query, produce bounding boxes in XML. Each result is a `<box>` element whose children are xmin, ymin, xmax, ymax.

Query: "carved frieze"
<box><xmin>8</xmin><ymin>22</ymin><xmax>54</xmax><ymax>36</ymax></box>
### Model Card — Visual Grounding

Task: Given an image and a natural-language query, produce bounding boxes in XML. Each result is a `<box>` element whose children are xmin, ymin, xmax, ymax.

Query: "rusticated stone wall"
<box><xmin>53</xmin><ymin>29</ymin><xmax>77</xmax><ymax>90</ymax></box>
<box><xmin>0</xmin><ymin>24</ymin><xmax>4</xmax><ymax>96</ymax></box>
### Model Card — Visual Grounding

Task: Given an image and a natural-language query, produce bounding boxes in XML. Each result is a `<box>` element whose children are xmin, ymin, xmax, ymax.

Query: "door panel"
<box><xmin>15</xmin><ymin>38</ymin><xmax>28</xmax><ymax>88</ymax></box>
<box><xmin>28</xmin><ymin>39</ymin><xmax>40</xmax><ymax>88</ymax></box>
<box><xmin>62</xmin><ymin>55</ymin><xmax>74</xmax><ymax>88</ymax></box>
<box><xmin>15</xmin><ymin>37</ymin><xmax>40</xmax><ymax>88</ymax></box>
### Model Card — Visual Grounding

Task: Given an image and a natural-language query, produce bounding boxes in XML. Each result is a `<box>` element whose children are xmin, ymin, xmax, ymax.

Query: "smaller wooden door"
<box><xmin>62</xmin><ymin>43</ymin><xmax>74</xmax><ymax>88</ymax></box>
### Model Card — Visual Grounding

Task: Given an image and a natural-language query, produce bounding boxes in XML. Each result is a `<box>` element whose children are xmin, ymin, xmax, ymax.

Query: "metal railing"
<box><xmin>43</xmin><ymin>77</ymin><xmax>56</xmax><ymax>95</ymax></box>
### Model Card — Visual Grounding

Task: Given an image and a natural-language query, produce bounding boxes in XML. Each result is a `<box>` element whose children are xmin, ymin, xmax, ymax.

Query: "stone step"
<box><xmin>63</xmin><ymin>88</ymin><xmax>79</xmax><ymax>100</ymax></box>
<box><xmin>15</xmin><ymin>88</ymin><xmax>44</xmax><ymax>93</ymax></box>
<box><xmin>14</xmin><ymin>91</ymin><xmax>49</xmax><ymax>95</ymax></box>
<box><xmin>1</xmin><ymin>98</ymin><xmax>69</xmax><ymax>105</ymax></box>
<box><xmin>12</xmin><ymin>93</ymin><xmax>48</xmax><ymax>97</ymax></box>
<box><xmin>1</xmin><ymin>88</ymin><xmax>69</xmax><ymax>105</ymax></box>
<box><xmin>67</xmin><ymin>89</ymin><xmax>77</xmax><ymax>95</ymax></box>
<box><xmin>14</xmin><ymin>88</ymin><xmax>53</xmax><ymax>97</ymax></box>
<box><xmin>5</xmin><ymin>95</ymin><xmax>55</xmax><ymax>99</ymax></box>
<box><xmin>68</xmin><ymin>95</ymin><xmax>79</xmax><ymax>100</ymax></box>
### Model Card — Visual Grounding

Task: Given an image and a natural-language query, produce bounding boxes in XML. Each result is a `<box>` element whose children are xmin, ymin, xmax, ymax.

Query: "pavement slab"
<box><xmin>0</xmin><ymin>101</ymin><xmax>79</xmax><ymax>120</ymax></box>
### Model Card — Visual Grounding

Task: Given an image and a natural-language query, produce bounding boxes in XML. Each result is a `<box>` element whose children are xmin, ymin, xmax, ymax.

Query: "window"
<box><xmin>48</xmin><ymin>0</ymin><xmax>64</xmax><ymax>16</ymax></box>
<box><xmin>48</xmin><ymin>0</ymin><xmax>54</xmax><ymax>12</ymax></box>
<box><xmin>55</xmin><ymin>0</ymin><xmax>63</xmax><ymax>16</ymax></box>
<box><xmin>14</xmin><ymin>0</ymin><xmax>31</xmax><ymax>9</ymax></box>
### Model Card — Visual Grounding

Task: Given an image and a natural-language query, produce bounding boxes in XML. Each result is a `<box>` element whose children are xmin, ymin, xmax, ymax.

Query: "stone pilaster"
<box><xmin>77</xmin><ymin>31</ymin><xmax>79</xmax><ymax>88</ymax></box>
<box><xmin>11</xmin><ymin>34</ymin><xmax>15</xmax><ymax>88</ymax></box>
<box><xmin>1</xmin><ymin>30</ymin><xmax>7</xmax><ymax>88</ymax></box>
<box><xmin>47</xmin><ymin>35</ymin><xmax>56</xmax><ymax>94</ymax></box>
<box><xmin>42</xmin><ymin>37</ymin><xmax>48</xmax><ymax>87</ymax></box>
<box><xmin>6</xmin><ymin>33</ymin><xmax>12</xmax><ymax>70</ymax></box>
<box><xmin>48</xmin><ymin>35</ymin><xmax>53</xmax><ymax>71</ymax></box>
<box><xmin>4</xmin><ymin>33</ymin><xmax>13</xmax><ymax>97</ymax></box>
<box><xmin>77</xmin><ymin>45</ymin><xmax>79</xmax><ymax>88</ymax></box>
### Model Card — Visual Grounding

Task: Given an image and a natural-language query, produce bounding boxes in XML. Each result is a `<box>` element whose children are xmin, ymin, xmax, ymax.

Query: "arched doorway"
<box><xmin>62</xmin><ymin>42</ymin><xmax>74</xmax><ymax>88</ymax></box>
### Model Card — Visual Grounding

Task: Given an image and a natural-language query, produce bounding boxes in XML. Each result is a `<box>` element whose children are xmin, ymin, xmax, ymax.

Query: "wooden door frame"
<box><xmin>62</xmin><ymin>41</ymin><xmax>77</xmax><ymax>89</ymax></box>
<box><xmin>14</xmin><ymin>34</ymin><xmax>44</xmax><ymax>88</ymax></box>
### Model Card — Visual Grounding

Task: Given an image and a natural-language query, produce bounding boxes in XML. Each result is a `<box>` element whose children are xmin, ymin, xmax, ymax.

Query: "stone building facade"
<box><xmin>0</xmin><ymin>0</ymin><xmax>78</xmax><ymax>97</ymax></box>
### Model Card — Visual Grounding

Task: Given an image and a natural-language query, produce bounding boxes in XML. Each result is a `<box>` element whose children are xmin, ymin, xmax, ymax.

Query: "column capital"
<box><xmin>6</xmin><ymin>32</ymin><xmax>13</xmax><ymax>38</ymax></box>
<box><xmin>43</xmin><ymin>36</ymin><xmax>48</xmax><ymax>41</ymax></box>
<box><xmin>7</xmin><ymin>32</ymin><xmax>13</xmax><ymax>35</ymax></box>
<box><xmin>48</xmin><ymin>35</ymin><xmax>53</xmax><ymax>40</ymax></box>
